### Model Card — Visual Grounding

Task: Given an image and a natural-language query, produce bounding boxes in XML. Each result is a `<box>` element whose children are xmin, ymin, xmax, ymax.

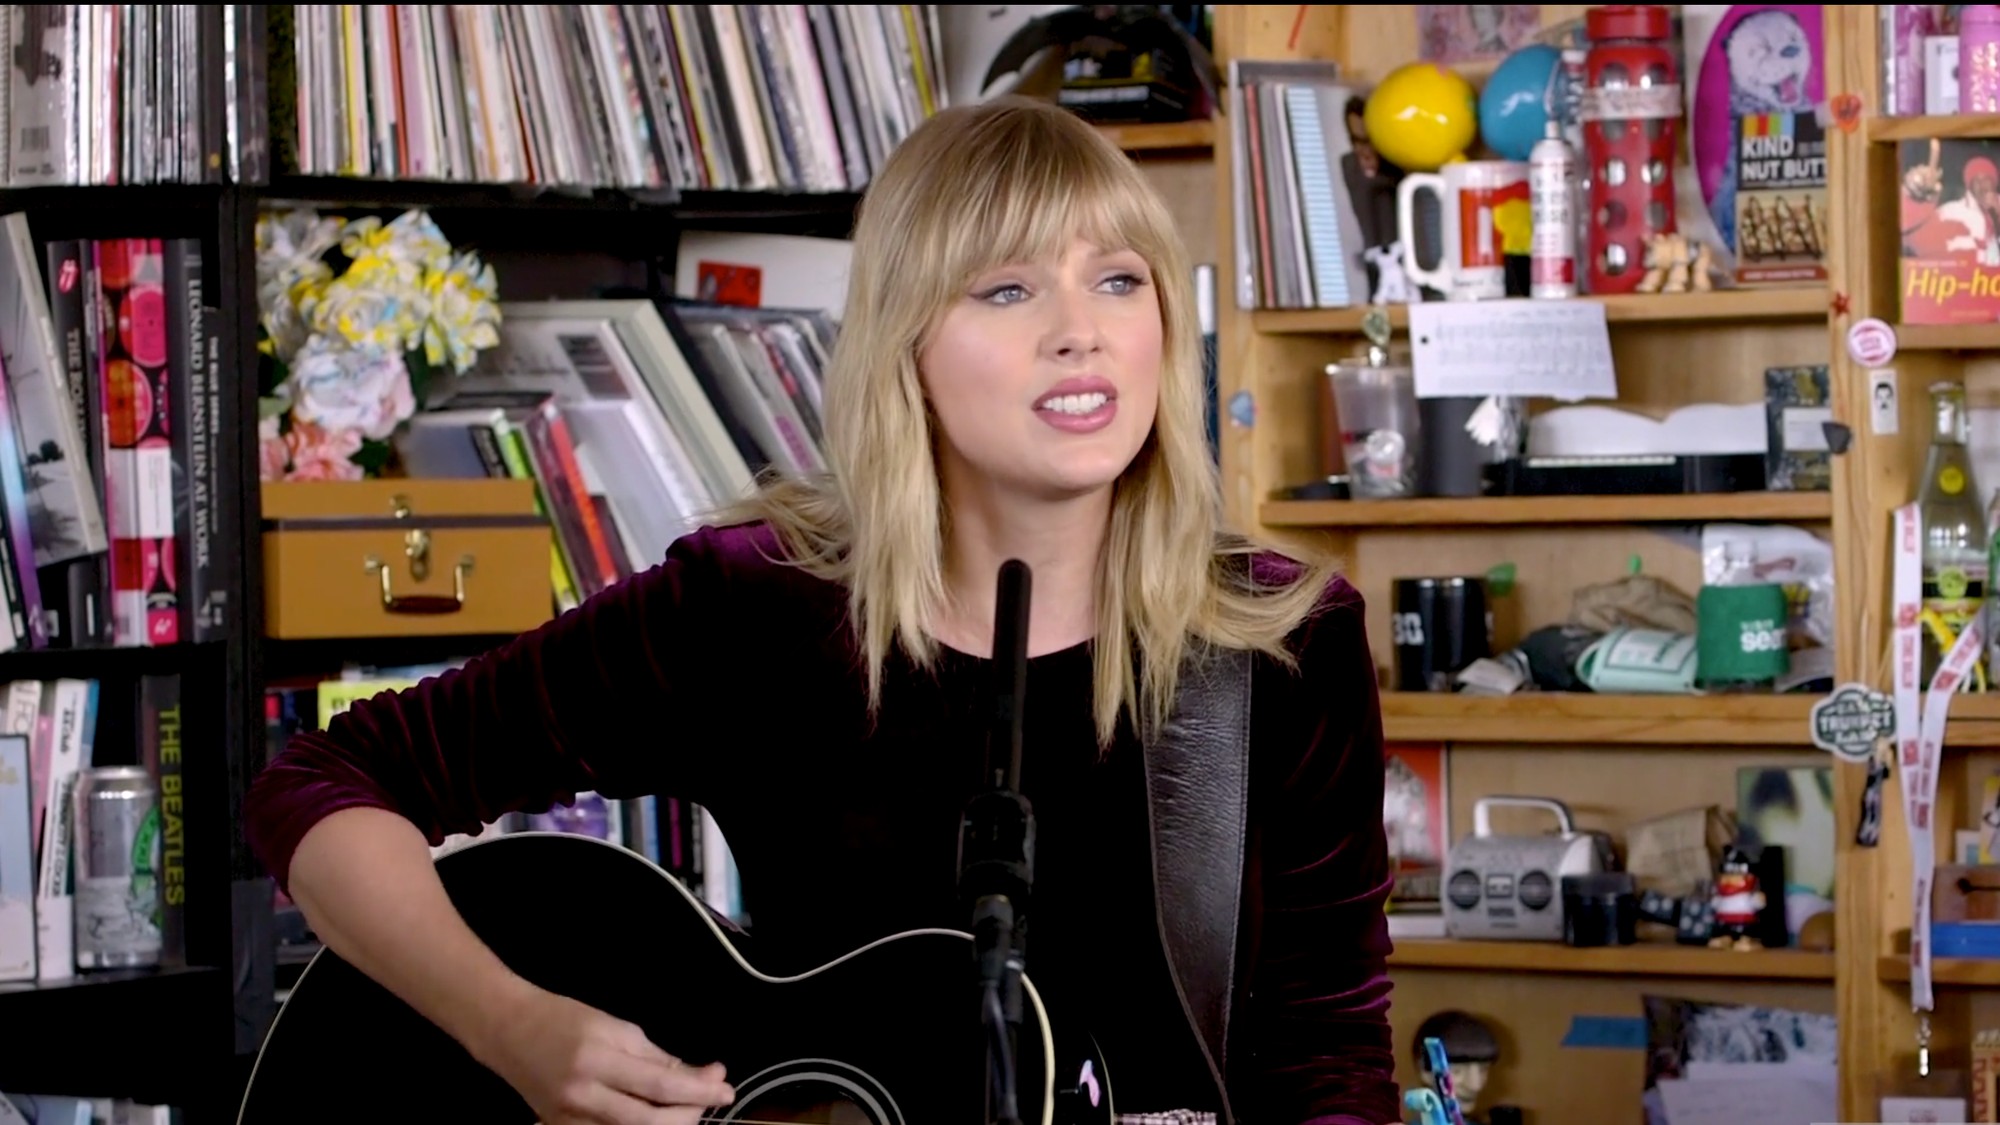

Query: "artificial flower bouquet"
<box><xmin>254</xmin><ymin>207</ymin><xmax>502</xmax><ymax>481</ymax></box>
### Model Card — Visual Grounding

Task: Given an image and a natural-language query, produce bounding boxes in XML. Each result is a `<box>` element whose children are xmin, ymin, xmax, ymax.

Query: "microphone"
<box><xmin>957</xmin><ymin>559</ymin><xmax>1035</xmax><ymax>1125</ymax></box>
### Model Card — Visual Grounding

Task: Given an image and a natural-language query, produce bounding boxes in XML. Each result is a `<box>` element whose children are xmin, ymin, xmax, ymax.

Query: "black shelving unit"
<box><xmin>0</xmin><ymin>8</ymin><xmax>867</xmax><ymax>1116</ymax></box>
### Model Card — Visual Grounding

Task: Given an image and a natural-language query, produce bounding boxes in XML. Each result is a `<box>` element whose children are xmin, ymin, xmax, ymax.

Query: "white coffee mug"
<box><xmin>1397</xmin><ymin>160</ymin><xmax>1530</xmax><ymax>301</ymax></box>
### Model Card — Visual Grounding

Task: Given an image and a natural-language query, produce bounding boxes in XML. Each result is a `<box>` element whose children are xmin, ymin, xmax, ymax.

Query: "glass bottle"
<box><xmin>1918</xmin><ymin>380</ymin><xmax>1988</xmax><ymax>689</ymax></box>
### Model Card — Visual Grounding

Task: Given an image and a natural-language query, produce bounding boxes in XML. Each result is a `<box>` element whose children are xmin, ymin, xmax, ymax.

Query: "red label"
<box><xmin>1456</xmin><ymin>180</ymin><xmax>1531</xmax><ymax>268</ymax></box>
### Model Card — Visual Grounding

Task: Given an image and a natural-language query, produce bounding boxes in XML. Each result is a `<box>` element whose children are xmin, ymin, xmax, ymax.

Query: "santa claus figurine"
<box><xmin>1708</xmin><ymin>846</ymin><xmax>1767</xmax><ymax>951</ymax></box>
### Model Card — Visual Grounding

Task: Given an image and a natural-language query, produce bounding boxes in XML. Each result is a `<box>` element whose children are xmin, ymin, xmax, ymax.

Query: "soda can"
<box><xmin>72</xmin><ymin>765</ymin><xmax>162</xmax><ymax>969</ymax></box>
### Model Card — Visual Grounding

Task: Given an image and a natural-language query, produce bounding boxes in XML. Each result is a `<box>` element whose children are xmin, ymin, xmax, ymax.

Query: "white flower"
<box><xmin>287</xmin><ymin>336</ymin><xmax>417</xmax><ymax>441</ymax></box>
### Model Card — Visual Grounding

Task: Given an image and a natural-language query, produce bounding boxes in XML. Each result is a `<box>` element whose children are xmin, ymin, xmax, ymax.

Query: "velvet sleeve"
<box><xmin>244</xmin><ymin>528</ymin><xmax>738</xmax><ymax>895</ymax></box>
<box><xmin>1247</xmin><ymin>580</ymin><xmax>1399</xmax><ymax>1125</ymax></box>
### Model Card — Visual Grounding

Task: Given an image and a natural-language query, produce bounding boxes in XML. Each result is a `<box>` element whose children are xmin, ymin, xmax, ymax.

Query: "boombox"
<box><xmin>1443</xmin><ymin>796</ymin><xmax>1617</xmax><ymax>942</ymax></box>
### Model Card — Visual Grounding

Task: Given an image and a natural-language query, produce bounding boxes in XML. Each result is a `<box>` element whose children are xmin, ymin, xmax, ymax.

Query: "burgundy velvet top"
<box><xmin>245</xmin><ymin>521</ymin><xmax>1398</xmax><ymax>1124</ymax></box>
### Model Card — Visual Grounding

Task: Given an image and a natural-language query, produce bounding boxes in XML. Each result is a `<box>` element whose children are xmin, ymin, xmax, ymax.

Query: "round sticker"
<box><xmin>1943</xmin><ymin>465</ymin><xmax>1967</xmax><ymax>495</ymax></box>
<box><xmin>1809</xmin><ymin>682</ymin><xmax>1898</xmax><ymax>763</ymax></box>
<box><xmin>1847</xmin><ymin>317</ymin><xmax>1898</xmax><ymax>367</ymax></box>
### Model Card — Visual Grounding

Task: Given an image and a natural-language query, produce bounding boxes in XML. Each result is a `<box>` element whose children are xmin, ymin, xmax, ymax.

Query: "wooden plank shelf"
<box><xmin>1095</xmin><ymin>118</ymin><xmax>1214</xmax><ymax>153</ymax></box>
<box><xmin>1891</xmin><ymin>323</ymin><xmax>2000</xmax><ymax>352</ymax></box>
<box><xmin>1262</xmin><ymin>492</ymin><xmax>1832</xmax><ymax>528</ymax></box>
<box><xmin>1878</xmin><ymin>955</ymin><xmax>2000</xmax><ymax>986</ymax></box>
<box><xmin>1381</xmin><ymin>692</ymin><xmax>1816</xmax><ymax>746</ymax></box>
<box><xmin>1392</xmin><ymin>939</ymin><xmax>1834</xmax><ymax>979</ymax></box>
<box><xmin>1945</xmin><ymin>694</ymin><xmax>2000</xmax><ymax>748</ymax></box>
<box><xmin>1869</xmin><ymin>114</ymin><xmax>2000</xmax><ymax>142</ymax></box>
<box><xmin>1253</xmin><ymin>288</ymin><xmax>1829</xmax><ymax>334</ymax></box>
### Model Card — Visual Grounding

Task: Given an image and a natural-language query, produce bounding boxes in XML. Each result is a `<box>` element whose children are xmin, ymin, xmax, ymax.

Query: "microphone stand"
<box><xmin>957</xmin><ymin>559</ymin><xmax>1036</xmax><ymax>1125</ymax></box>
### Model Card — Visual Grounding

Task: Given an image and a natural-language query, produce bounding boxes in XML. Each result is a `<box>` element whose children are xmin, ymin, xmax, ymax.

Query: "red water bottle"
<box><xmin>1581</xmin><ymin>5</ymin><xmax>1681</xmax><ymax>294</ymax></box>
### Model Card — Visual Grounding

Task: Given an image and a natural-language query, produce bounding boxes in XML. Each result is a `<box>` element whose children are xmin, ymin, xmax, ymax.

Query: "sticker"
<box><xmin>1831</xmin><ymin>291</ymin><xmax>1851</xmax><ymax>317</ymax></box>
<box><xmin>1943</xmin><ymin>466</ymin><xmax>1968</xmax><ymax>495</ymax></box>
<box><xmin>1870</xmin><ymin>370</ymin><xmax>1899</xmax><ymax>435</ymax></box>
<box><xmin>1227</xmin><ymin>389</ymin><xmax>1255</xmax><ymax>428</ymax></box>
<box><xmin>1810</xmin><ymin>681</ymin><xmax>1899</xmax><ymax>762</ymax></box>
<box><xmin>1831</xmin><ymin>91</ymin><xmax>1864</xmax><ymax>133</ymax></box>
<box><xmin>1848</xmin><ymin>317</ymin><xmax>1898</xmax><ymax>366</ymax></box>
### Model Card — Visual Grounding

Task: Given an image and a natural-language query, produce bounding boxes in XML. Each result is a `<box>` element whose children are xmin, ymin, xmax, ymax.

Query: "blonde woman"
<box><xmin>247</xmin><ymin>96</ymin><xmax>1397</xmax><ymax>1125</ymax></box>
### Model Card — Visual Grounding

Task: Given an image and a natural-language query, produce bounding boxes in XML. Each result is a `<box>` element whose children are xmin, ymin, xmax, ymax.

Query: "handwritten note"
<box><xmin>1407</xmin><ymin>299</ymin><xmax>1618</xmax><ymax>402</ymax></box>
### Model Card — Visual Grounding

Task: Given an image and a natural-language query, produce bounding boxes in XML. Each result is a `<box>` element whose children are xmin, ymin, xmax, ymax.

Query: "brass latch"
<box><xmin>361</xmin><ymin>494</ymin><xmax>474</xmax><ymax>615</ymax></box>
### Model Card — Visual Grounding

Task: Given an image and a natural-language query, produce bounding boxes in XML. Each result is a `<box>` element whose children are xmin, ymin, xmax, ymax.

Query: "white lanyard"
<box><xmin>1891</xmin><ymin>502</ymin><xmax>1985</xmax><ymax>1018</ymax></box>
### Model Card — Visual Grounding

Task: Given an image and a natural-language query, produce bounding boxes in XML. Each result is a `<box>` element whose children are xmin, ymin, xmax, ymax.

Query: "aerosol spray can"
<box><xmin>1529</xmin><ymin>118</ymin><xmax>1578</xmax><ymax>298</ymax></box>
<box><xmin>72</xmin><ymin>766</ymin><xmax>162</xmax><ymax>969</ymax></box>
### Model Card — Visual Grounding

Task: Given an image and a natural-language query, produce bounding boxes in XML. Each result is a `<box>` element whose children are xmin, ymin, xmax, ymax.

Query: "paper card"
<box><xmin>1407</xmin><ymin>299</ymin><xmax>1617</xmax><ymax>402</ymax></box>
<box><xmin>1654</xmin><ymin>1066</ymin><xmax>1837</xmax><ymax>1125</ymax></box>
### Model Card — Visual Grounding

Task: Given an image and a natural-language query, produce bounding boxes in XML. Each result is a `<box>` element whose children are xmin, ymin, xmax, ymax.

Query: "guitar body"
<box><xmin>238</xmin><ymin>832</ymin><xmax>1115</xmax><ymax>1125</ymax></box>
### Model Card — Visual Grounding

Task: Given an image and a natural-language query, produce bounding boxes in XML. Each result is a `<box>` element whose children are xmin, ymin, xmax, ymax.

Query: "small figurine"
<box><xmin>1412</xmin><ymin>1010</ymin><xmax>1509</xmax><ymax>1125</ymax></box>
<box><xmin>1365</xmin><ymin>240</ymin><xmax>1414</xmax><ymax>304</ymax></box>
<box><xmin>1635</xmin><ymin>231</ymin><xmax>1720</xmax><ymax>294</ymax></box>
<box><xmin>1707</xmin><ymin>845</ymin><xmax>1767</xmax><ymax>951</ymax></box>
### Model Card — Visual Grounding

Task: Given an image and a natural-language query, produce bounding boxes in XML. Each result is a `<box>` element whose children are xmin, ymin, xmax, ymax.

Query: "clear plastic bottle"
<box><xmin>1918</xmin><ymin>381</ymin><xmax>1988</xmax><ymax>688</ymax></box>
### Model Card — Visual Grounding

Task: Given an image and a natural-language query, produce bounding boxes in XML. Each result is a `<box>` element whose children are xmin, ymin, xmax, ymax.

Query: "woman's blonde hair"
<box><xmin>721</xmin><ymin>95</ymin><xmax>1339</xmax><ymax>745</ymax></box>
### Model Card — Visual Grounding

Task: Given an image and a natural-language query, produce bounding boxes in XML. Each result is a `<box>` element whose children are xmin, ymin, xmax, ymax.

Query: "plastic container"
<box><xmin>1580</xmin><ymin>5</ymin><xmax>1680</xmax><ymax>294</ymax></box>
<box><xmin>1327</xmin><ymin>347</ymin><xmax>1420</xmax><ymax>498</ymax></box>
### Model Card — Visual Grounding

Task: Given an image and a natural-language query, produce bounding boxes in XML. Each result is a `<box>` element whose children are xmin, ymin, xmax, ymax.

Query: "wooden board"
<box><xmin>1254</xmin><ymin>288</ymin><xmax>1831</xmax><ymax>333</ymax></box>
<box><xmin>1381</xmin><ymin>692</ymin><xmax>1818</xmax><ymax>746</ymax></box>
<box><xmin>1396</xmin><ymin>939</ymin><xmax>1832</xmax><ymax>979</ymax></box>
<box><xmin>1264</xmin><ymin>492</ymin><xmax>1834</xmax><ymax>527</ymax></box>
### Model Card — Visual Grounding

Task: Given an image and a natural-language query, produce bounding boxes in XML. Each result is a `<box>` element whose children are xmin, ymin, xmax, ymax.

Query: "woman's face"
<box><xmin>917</xmin><ymin>236</ymin><xmax>1162</xmax><ymax>505</ymax></box>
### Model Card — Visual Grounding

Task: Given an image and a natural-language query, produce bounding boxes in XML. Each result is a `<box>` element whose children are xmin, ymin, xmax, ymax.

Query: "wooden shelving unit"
<box><xmin>1213</xmin><ymin>9</ymin><xmax>1847</xmax><ymax>1122</ymax></box>
<box><xmin>1381</xmin><ymin>692</ymin><xmax>1816</xmax><ymax>746</ymax></box>
<box><xmin>1394</xmin><ymin>939</ymin><xmax>1835</xmax><ymax>980</ymax></box>
<box><xmin>1263</xmin><ymin>491</ymin><xmax>1833</xmax><ymax>528</ymax></box>
<box><xmin>1253</xmin><ymin>287</ymin><xmax>1831</xmax><ymax>334</ymax></box>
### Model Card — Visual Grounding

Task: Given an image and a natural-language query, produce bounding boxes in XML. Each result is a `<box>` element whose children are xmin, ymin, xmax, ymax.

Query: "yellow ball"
<box><xmin>1364</xmin><ymin>62</ymin><xmax>1479</xmax><ymax>173</ymax></box>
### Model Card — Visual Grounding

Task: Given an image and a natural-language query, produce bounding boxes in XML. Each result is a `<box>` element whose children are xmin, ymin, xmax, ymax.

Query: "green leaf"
<box><xmin>257</xmin><ymin>396</ymin><xmax>291</xmax><ymax>422</ymax></box>
<box><xmin>405</xmin><ymin>348</ymin><xmax>435</xmax><ymax>410</ymax></box>
<box><xmin>350</xmin><ymin>437</ymin><xmax>393</xmax><ymax>476</ymax></box>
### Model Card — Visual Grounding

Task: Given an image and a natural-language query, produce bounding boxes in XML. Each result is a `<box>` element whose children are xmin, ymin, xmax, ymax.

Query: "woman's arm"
<box><xmin>1245</xmin><ymin>580</ymin><xmax>1400</xmax><ymax>1125</ymax></box>
<box><xmin>245</xmin><ymin>529</ymin><xmax>740</xmax><ymax>1051</ymax></box>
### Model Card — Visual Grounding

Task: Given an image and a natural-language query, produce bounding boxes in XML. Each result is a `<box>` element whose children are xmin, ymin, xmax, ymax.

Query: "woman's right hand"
<box><xmin>478</xmin><ymin>986</ymin><xmax>735</xmax><ymax>1124</ymax></box>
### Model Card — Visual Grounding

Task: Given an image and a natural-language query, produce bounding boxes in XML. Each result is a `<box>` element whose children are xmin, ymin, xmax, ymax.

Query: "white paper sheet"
<box><xmin>1655</xmin><ymin>1061</ymin><xmax>1838</xmax><ymax>1125</ymax></box>
<box><xmin>1408</xmin><ymin>299</ymin><xmax>1618</xmax><ymax>402</ymax></box>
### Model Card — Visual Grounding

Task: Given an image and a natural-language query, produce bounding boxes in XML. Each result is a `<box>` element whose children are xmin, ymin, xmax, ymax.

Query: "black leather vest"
<box><xmin>1139</xmin><ymin>644</ymin><xmax>1253</xmax><ymax>1124</ymax></box>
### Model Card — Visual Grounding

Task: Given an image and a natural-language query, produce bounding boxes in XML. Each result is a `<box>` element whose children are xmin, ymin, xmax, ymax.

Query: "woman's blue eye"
<box><xmin>981</xmin><ymin>284</ymin><xmax>1029</xmax><ymax>304</ymax></box>
<box><xmin>1103</xmin><ymin>273</ymin><xmax>1146</xmax><ymax>295</ymax></box>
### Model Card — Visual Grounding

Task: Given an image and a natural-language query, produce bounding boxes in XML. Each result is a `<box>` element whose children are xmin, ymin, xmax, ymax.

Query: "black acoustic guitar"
<box><xmin>236</xmin><ymin>831</ymin><xmax>1116</xmax><ymax>1124</ymax></box>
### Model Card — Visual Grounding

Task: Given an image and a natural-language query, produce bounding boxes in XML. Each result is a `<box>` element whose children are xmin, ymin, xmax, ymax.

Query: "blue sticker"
<box><xmin>1561</xmin><ymin>1015</ymin><xmax>1648</xmax><ymax>1049</ymax></box>
<box><xmin>1227</xmin><ymin>390</ymin><xmax>1255</xmax><ymax>428</ymax></box>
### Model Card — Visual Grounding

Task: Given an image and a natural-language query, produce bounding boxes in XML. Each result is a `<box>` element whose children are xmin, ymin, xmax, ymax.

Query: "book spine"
<box><xmin>164</xmin><ymin>239</ymin><xmax>221</xmax><ymax>642</ymax></box>
<box><xmin>141</xmin><ymin>672</ymin><xmax>184</xmax><ymax>965</ymax></box>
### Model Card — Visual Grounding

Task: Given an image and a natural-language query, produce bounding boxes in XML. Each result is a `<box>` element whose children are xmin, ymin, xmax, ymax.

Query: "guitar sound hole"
<box><xmin>715</xmin><ymin>1060</ymin><xmax>901</xmax><ymax>1125</ymax></box>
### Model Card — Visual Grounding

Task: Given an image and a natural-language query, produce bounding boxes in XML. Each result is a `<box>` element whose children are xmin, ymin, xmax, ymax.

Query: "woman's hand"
<box><xmin>476</xmin><ymin>986</ymin><xmax>735</xmax><ymax>1124</ymax></box>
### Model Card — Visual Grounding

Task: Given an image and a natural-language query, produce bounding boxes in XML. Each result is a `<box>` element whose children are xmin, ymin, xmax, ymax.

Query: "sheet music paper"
<box><xmin>1407</xmin><ymin>299</ymin><xmax>1618</xmax><ymax>402</ymax></box>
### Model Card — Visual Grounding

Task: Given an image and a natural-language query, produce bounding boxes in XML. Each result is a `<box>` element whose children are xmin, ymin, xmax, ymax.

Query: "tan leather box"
<box><xmin>263</xmin><ymin>479</ymin><xmax>554</xmax><ymax>639</ymax></box>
